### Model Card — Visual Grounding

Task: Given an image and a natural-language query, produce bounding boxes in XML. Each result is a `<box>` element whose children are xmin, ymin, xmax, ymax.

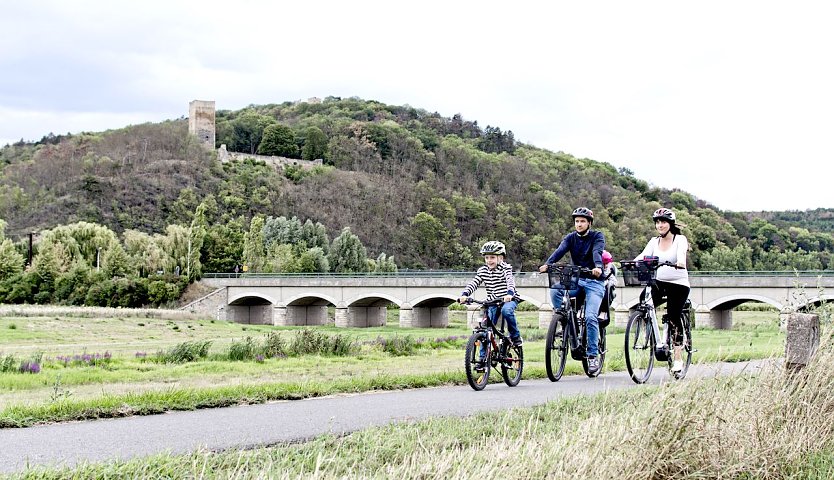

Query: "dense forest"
<box><xmin>0</xmin><ymin>97</ymin><xmax>832</xmax><ymax>306</ymax></box>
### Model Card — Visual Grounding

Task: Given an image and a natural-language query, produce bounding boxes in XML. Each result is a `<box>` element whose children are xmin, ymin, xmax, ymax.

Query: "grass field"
<box><xmin>13</xmin><ymin>330</ymin><xmax>834</xmax><ymax>480</ymax></box>
<box><xmin>0</xmin><ymin>306</ymin><xmax>786</xmax><ymax>427</ymax></box>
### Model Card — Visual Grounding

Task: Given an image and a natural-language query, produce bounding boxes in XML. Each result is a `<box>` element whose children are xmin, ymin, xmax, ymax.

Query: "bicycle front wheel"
<box><xmin>624</xmin><ymin>310</ymin><xmax>654</xmax><ymax>384</ymax></box>
<box><xmin>500</xmin><ymin>341</ymin><xmax>524</xmax><ymax>387</ymax></box>
<box><xmin>465</xmin><ymin>332</ymin><xmax>490</xmax><ymax>390</ymax></box>
<box><xmin>545</xmin><ymin>312</ymin><xmax>568</xmax><ymax>382</ymax></box>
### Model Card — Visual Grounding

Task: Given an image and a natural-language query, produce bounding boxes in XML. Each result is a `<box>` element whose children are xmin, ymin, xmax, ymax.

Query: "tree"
<box><xmin>301</xmin><ymin>126</ymin><xmax>328</xmax><ymax>161</ymax></box>
<box><xmin>242</xmin><ymin>215</ymin><xmax>266</xmax><ymax>272</ymax></box>
<box><xmin>0</xmin><ymin>238</ymin><xmax>25</xmax><ymax>281</ymax></box>
<box><xmin>258</xmin><ymin>123</ymin><xmax>298</xmax><ymax>157</ymax></box>
<box><xmin>329</xmin><ymin>227</ymin><xmax>368</xmax><ymax>273</ymax></box>
<box><xmin>231</xmin><ymin>111</ymin><xmax>276</xmax><ymax>154</ymax></box>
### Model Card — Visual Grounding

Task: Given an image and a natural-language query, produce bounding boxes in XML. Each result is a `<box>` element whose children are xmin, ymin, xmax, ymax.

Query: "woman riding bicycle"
<box><xmin>538</xmin><ymin>207</ymin><xmax>606</xmax><ymax>375</ymax></box>
<box><xmin>634</xmin><ymin>207</ymin><xmax>690</xmax><ymax>373</ymax></box>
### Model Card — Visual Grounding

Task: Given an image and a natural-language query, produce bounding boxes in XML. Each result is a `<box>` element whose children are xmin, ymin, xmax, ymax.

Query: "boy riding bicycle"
<box><xmin>538</xmin><ymin>207</ymin><xmax>606</xmax><ymax>374</ymax></box>
<box><xmin>458</xmin><ymin>241</ymin><xmax>523</xmax><ymax>355</ymax></box>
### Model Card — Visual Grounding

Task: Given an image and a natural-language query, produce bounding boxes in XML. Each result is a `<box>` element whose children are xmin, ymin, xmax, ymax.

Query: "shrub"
<box><xmin>290</xmin><ymin>329</ymin><xmax>356</xmax><ymax>356</ymax></box>
<box><xmin>227</xmin><ymin>337</ymin><xmax>258</xmax><ymax>361</ymax></box>
<box><xmin>156</xmin><ymin>340</ymin><xmax>212</xmax><ymax>363</ymax></box>
<box><xmin>263</xmin><ymin>332</ymin><xmax>287</xmax><ymax>358</ymax></box>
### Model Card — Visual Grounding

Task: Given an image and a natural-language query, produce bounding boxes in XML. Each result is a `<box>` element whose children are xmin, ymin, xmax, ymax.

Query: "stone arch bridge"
<box><xmin>187</xmin><ymin>272</ymin><xmax>834</xmax><ymax>330</ymax></box>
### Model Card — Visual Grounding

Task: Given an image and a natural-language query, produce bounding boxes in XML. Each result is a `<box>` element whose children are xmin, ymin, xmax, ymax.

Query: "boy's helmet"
<box><xmin>480</xmin><ymin>241</ymin><xmax>506</xmax><ymax>256</ymax></box>
<box><xmin>602</xmin><ymin>250</ymin><xmax>613</xmax><ymax>264</ymax></box>
<box><xmin>652</xmin><ymin>208</ymin><xmax>676</xmax><ymax>223</ymax></box>
<box><xmin>572</xmin><ymin>207</ymin><xmax>594</xmax><ymax>222</ymax></box>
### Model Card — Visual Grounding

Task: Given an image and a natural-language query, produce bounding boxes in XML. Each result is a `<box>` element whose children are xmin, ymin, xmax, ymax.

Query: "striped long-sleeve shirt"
<box><xmin>460</xmin><ymin>262</ymin><xmax>518</xmax><ymax>301</ymax></box>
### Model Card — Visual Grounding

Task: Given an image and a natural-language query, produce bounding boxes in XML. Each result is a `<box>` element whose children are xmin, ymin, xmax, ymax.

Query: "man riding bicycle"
<box><xmin>538</xmin><ymin>207</ymin><xmax>606</xmax><ymax>374</ymax></box>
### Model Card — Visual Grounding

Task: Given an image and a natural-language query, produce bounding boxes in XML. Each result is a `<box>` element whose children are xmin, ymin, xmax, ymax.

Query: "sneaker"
<box><xmin>671</xmin><ymin>360</ymin><xmax>683</xmax><ymax>372</ymax></box>
<box><xmin>475</xmin><ymin>358</ymin><xmax>486</xmax><ymax>372</ymax></box>
<box><xmin>511</xmin><ymin>337</ymin><xmax>523</xmax><ymax>347</ymax></box>
<box><xmin>587</xmin><ymin>356</ymin><xmax>600</xmax><ymax>373</ymax></box>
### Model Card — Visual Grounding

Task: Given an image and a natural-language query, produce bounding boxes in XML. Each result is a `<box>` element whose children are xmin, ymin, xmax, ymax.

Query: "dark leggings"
<box><xmin>651</xmin><ymin>281</ymin><xmax>690</xmax><ymax>345</ymax></box>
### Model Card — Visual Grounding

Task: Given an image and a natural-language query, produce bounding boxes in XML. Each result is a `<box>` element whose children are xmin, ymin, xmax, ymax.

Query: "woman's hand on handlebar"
<box><xmin>458</xmin><ymin>296</ymin><xmax>470</xmax><ymax>304</ymax></box>
<box><xmin>538</xmin><ymin>264</ymin><xmax>548</xmax><ymax>273</ymax></box>
<box><xmin>591</xmin><ymin>267</ymin><xmax>602</xmax><ymax>278</ymax></box>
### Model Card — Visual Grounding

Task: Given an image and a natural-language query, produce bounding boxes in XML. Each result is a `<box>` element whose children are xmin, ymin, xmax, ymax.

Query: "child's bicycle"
<box><xmin>461</xmin><ymin>298</ymin><xmax>524</xmax><ymax>391</ymax></box>
<box><xmin>544</xmin><ymin>264</ymin><xmax>610</xmax><ymax>381</ymax></box>
<box><xmin>620</xmin><ymin>258</ymin><xmax>694</xmax><ymax>384</ymax></box>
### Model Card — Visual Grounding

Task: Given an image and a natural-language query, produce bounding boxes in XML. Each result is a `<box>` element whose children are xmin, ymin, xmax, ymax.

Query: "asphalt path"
<box><xmin>0</xmin><ymin>359</ymin><xmax>769</xmax><ymax>474</ymax></box>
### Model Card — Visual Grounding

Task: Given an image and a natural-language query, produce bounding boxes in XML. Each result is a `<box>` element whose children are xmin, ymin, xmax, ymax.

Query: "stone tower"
<box><xmin>188</xmin><ymin>100</ymin><xmax>216</xmax><ymax>148</ymax></box>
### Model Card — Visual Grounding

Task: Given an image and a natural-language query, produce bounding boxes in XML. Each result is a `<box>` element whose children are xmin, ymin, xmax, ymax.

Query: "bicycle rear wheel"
<box><xmin>545</xmin><ymin>312</ymin><xmax>568</xmax><ymax>382</ymax></box>
<box><xmin>465</xmin><ymin>332</ymin><xmax>490</xmax><ymax>390</ymax></box>
<box><xmin>500</xmin><ymin>341</ymin><xmax>524</xmax><ymax>387</ymax></box>
<box><xmin>624</xmin><ymin>310</ymin><xmax>654</xmax><ymax>384</ymax></box>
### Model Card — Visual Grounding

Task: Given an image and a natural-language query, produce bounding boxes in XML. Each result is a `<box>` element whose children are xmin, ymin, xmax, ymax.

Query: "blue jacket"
<box><xmin>545</xmin><ymin>230</ymin><xmax>606</xmax><ymax>270</ymax></box>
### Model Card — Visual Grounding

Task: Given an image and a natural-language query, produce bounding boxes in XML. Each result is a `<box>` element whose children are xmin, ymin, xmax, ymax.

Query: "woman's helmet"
<box><xmin>571</xmin><ymin>207</ymin><xmax>594</xmax><ymax>222</ymax></box>
<box><xmin>652</xmin><ymin>208</ymin><xmax>676</xmax><ymax>223</ymax></box>
<box><xmin>601</xmin><ymin>250</ymin><xmax>613</xmax><ymax>264</ymax></box>
<box><xmin>480</xmin><ymin>241</ymin><xmax>506</xmax><ymax>256</ymax></box>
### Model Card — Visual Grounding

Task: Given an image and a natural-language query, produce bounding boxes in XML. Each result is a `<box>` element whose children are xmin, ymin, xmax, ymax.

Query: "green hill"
<box><xmin>1</xmin><ymin>96</ymin><xmax>832</xmax><ymax>272</ymax></box>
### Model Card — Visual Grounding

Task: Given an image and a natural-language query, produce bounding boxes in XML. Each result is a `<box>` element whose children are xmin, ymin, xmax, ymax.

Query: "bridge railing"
<box><xmin>202</xmin><ymin>270</ymin><xmax>834</xmax><ymax>279</ymax></box>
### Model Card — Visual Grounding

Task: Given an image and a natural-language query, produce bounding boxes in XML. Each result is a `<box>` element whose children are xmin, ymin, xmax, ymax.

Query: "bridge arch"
<box><xmin>229</xmin><ymin>291</ymin><xmax>277</xmax><ymax>306</ymax></box>
<box><xmin>282</xmin><ymin>293</ymin><xmax>339</xmax><ymax>307</ymax></box>
<box><xmin>345</xmin><ymin>293</ymin><xmax>403</xmax><ymax>308</ymax></box>
<box><xmin>706</xmin><ymin>294</ymin><xmax>784</xmax><ymax>311</ymax></box>
<box><xmin>226</xmin><ymin>293</ymin><xmax>274</xmax><ymax>325</ymax></box>
<box><xmin>792</xmin><ymin>294</ymin><xmax>834</xmax><ymax>311</ymax></box>
<box><xmin>410</xmin><ymin>293</ymin><xmax>458</xmax><ymax>308</ymax></box>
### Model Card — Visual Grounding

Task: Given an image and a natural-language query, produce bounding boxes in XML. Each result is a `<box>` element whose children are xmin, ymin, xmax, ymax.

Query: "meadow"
<box><xmin>0</xmin><ymin>305</ymin><xmax>785</xmax><ymax>428</ymax></box>
<box><xmin>10</xmin><ymin>319</ymin><xmax>834</xmax><ymax>479</ymax></box>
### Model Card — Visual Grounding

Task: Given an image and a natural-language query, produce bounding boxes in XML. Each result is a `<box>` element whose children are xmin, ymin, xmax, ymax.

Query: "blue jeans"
<box><xmin>480</xmin><ymin>300</ymin><xmax>520</xmax><ymax>359</ymax></box>
<box><xmin>549</xmin><ymin>278</ymin><xmax>605</xmax><ymax>357</ymax></box>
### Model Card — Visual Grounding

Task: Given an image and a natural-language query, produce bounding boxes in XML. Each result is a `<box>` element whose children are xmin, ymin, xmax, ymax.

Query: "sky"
<box><xmin>1</xmin><ymin>1</ymin><xmax>832</xmax><ymax>212</ymax></box>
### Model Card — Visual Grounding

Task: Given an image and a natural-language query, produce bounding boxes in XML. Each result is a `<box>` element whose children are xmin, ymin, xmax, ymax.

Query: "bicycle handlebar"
<box><xmin>459</xmin><ymin>298</ymin><xmax>503</xmax><ymax>307</ymax></box>
<box><xmin>619</xmin><ymin>259</ymin><xmax>685</xmax><ymax>270</ymax></box>
<box><xmin>546</xmin><ymin>263</ymin><xmax>610</xmax><ymax>279</ymax></box>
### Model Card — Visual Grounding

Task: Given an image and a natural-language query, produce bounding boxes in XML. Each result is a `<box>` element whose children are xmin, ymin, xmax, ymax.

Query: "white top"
<box><xmin>635</xmin><ymin>234</ymin><xmax>690</xmax><ymax>287</ymax></box>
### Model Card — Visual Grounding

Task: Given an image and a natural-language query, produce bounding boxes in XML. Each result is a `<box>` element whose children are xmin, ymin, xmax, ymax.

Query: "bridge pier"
<box><xmin>335</xmin><ymin>306</ymin><xmax>386</xmax><ymax>327</ymax></box>
<box><xmin>412</xmin><ymin>307</ymin><xmax>449</xmax><ymax>328</ymax></box>
<box><xmin>398</xmin><ymin>306</ymin><xmax>414</xmax><ymax>328</ymax></box>
<box><xmin>468</xmin><ymin>305</ymin><xmax>482</xmax><ymax>329</ymax></box>
<box><xmin>708</xmin><ymin>309</ymin><xmax>733</xmax><ymax>329</ymax></box>
<box><xmin>614</xmin><ymin>306</ymin><xmax>630</xmax><ymax>328</ymax></box>
<box><xmin>538</xmin><ymin>304</ymin><xmax>553</xmax><ymax>329</ymax></box>
<box><xmin>273</xmin><ymin>305</ymin><xmax>329</xmax><ymax>326</ymax></box>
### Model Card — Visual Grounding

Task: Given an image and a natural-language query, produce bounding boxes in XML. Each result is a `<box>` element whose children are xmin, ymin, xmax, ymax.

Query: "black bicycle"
<box><xmin>621</xmin><ymin>258</ymin><xmax>693</xmax><ymax>384</ymax></box>
<box><xmin>544</xmin><ymin>264</ymin><xmax>609</xmax><ymax>381</ymax></box>
<box><xmin>462</xmin><ymin>298</ymin><xmax>524</xmax><ymax>391</ymax></box>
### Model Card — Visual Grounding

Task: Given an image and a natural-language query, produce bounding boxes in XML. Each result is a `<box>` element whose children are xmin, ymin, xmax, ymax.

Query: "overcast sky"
<box><xmin>2</xmin><ymin>1</ymin><xmax>832</xmax><ymax>212</ymax></box>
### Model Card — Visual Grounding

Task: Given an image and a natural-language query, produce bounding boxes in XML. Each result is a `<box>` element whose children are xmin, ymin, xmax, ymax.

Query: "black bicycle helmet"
<box><xmin>480</xmin><ymin>241</ymin><xmax>506</xmax><ymax>256</ymax></box>
<box><xmin>571</xmin><ymin>207</ymin><xmax>594</xmax><ymax>222</ymax></box>
<box><xmin>652</xmin><ymin>208</ymin><xmax>676</xmax><ymax>223</ymax></box>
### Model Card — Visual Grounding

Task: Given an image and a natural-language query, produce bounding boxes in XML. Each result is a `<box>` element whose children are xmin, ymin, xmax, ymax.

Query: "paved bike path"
<box><xmin>0</xmin><ymin>360</ymin><xmax>768</xmax><ymax>474</ymax></box>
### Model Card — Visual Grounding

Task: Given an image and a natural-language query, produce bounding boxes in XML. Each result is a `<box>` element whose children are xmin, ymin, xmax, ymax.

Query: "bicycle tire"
<box><xmin>500</xmin><ymin>341</ymin><xmax>524</xmax><ymax>387</ymax></box>
<box><xmin>545</xmin><ymin>312</ymin><xmax>568</xmax><ymax>382</ymax></box>
<box><xmin>624</xmin><ymin>310</ymin><xmax>654</xmax><ymax>384</ymax></box>
<box><xmin>464</xmin><ymin>332</ymin><xmax>490</xmax><ymax>390</ymax></box>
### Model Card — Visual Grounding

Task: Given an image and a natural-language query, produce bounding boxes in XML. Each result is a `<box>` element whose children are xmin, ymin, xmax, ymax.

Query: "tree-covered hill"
<box><xmin>1</xmin><ymin>96</ymin><xmax>832</xmax><ymax>274</ymax></box>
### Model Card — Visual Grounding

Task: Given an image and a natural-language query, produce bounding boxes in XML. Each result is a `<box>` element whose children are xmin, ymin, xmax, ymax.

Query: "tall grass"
<box><xmin>20</xmin><ymin>333</ymin><xmax>834</xmax><ymax>479</ymax></box>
